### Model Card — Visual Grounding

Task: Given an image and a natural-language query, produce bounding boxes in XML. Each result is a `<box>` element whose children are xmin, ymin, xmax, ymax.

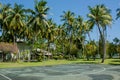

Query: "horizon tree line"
<box><xmin>0</xmin><ymin>0</ymin><xmax>120</xmax><ymax>62</ymax></box>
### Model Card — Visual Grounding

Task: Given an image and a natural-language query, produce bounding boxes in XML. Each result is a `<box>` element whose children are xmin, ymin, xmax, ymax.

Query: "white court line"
<box><xmin>0</xmin><ymin>73</ymin><xmax>12</xmax><ymax>80</ymax></box>
<box><xmin>82</xmin><ymin>66</ymin><xmax>120</xmax><ymax>75</ymax></box>
<box><xmin>84</xmin><ymin>67</ymin><xmax>106</xmax><ymax>74</ymax></box>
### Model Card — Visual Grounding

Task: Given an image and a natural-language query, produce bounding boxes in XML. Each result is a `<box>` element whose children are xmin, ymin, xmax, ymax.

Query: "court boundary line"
<box><xmin>0</xmin><ymin>73</ymin><xmax>12</xmax><ymax>80</ymax></box>
<box><xmin>84</xmin><ymin>67</ymin><xmax>106</xmax><ymax>74</ymax></box>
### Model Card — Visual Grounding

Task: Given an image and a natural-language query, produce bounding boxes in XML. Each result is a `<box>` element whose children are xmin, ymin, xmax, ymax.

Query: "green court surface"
<box><xmin>0</xmin><ymin>64</ymin><xmax>120</xmax><ymax>80</ymax></box>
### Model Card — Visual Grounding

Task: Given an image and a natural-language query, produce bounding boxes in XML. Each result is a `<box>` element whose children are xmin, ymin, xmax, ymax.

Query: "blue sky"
<box><xmin>1</xmin><ymin>0</ymin><xmax>120</xmax><ymax>42</ymax></box>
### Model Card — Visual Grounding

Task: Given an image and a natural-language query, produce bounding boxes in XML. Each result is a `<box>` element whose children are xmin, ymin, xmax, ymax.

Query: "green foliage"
<box><xmin>0</xmin><ymin>2</ymin><xmax>117</xmax><ymax>63</ymax></box>
<box><xmin>37</xmin><ymin>55</ymin><xmax>43</xmax><ymax>62</ymax></box>
<box><xmin>53</xmin><ymin>56</ymin><xmax>59</xmax><ymax>60</ymax></box>
<box><xmin>53</xmin><ymin>54</ymin><xmax>64</xmax><ymax>60</ymax></box>
<box><xmin>64</xmin><ymin>55</ymin><xmax>69</xmax><ymax>60</ymax></box>
<box><xmin>20</xmin><ymin>50</ymin><xmax>30</xmax><ymax>61</ymax></box>
<box><xmin>107</xmin><ymin>42</ymin><xmax>116</xmax><ymax>58</ymax></box>
<box><xmin>70</xmin><ymin>44</ymin><xmax>79</xmax><ymax>58</ymax></box>
<box><xmin>85</xmin><ymin>41</ymin><xmax>97</xmax><ymax>60</ymax></box>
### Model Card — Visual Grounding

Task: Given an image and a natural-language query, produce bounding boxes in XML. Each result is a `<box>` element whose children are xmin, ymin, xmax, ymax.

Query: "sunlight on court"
<box><xmin>0</xmin><ymin>64</ymin><xmax>120</xmax><ymax>80</ymax></box>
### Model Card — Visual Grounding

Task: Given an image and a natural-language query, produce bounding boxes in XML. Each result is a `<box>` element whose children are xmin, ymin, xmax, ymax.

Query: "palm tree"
<box><xmin>0</xmin><ymin>3</ymin><xmax>12</xmax><ymax>42</ymax></box>
<box><xmin>83</xmin><ymin>20</ymin><xmax>94</xmax><ymax>41</ymax></box>
<box><xmin>28</xmin><ymin>0</ymin><xmax>49</xmax><ymax>43</ymax></box>
<box><xmin>113</xmin><ymin>37</ymin><xmax>120</xmax><ymax>45</ymax></box>
<box><xmin>87</xmin><ymin>4</ymin><xmax>112</xmax><ymax>63</ymax></box>
<box><xmin>75</xmin><ymin>16</ymin><xmax>91</xmax><ymax>59</ymax></box>
<box><xmin>44</xmin><ymin>19</ymin><xmax>57</xmax><ymax>52</ymax></box>
<box><xmin>61</xmin><ymin>11</ymin><xmax>75</xmax><ymax>54</ymax></box>
<box><xmin>57</xmin><ymin>24</ymin><xmax>66</xmax><ymax>53</ymax></box>
<box><xmin>3</xmin><ymin>3</ymin><xmax>26</xmax><ymax>44</ymax></box>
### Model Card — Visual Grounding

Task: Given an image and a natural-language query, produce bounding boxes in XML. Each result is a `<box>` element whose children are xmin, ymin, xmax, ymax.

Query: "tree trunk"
<box><xmin>2</xmin><ymin>53</ymin><xmax>4</xmax><ymax>62</ymax></box>
<box><xmin>13</xmin><ymin>35</ymin><xmax>16</xmax><ymax>45</ymax></box>
<box><xmin>101</xmin><ymin>37</ymin><xmax>106</xmax><ymax>63</ymax></box>
<box><xmin>2</xmin><ymin>52</ymin><xmax>6</xmax><ymax>62</ymax></box>
<box><xmin>97</xmin><ymin>23</ymin><xmax>106</xmax><ymax>63</ymax></box>
<box><xmin>62</xmin><ymin>43</ymin><xmax>64</xmax><ymax>53</ymax></box>
<box><xmin>69</xmin><ymin>29</ymin><xmax>72</xmax><ymax>56</ymax></box>
<box><xmin>86</xmin><ymin>54</ymin><xmax>89</xmax><ymax>61</ymax></box>
<box><xmin>47</xmin><ymin>40</ymin><xmax>50</xmax><ymax>52</ymax></box>
<box><xmin>101</xmin><ymin>27</ymin><xmax>106</xmax><ymax>63</ymax></box>
<box><xmin>87</xmin><ymin>32</ymin><xmax>92</xmax><ymax>41</ymax></box>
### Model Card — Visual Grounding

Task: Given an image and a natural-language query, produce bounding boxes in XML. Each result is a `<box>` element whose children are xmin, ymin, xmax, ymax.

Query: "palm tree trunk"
<box><xmin>62</xmin><ymin>43</ymin><xmax>64</xmax><ymax>53</ymax></box>
<box><xmin>2</xmin><ymin>52</ymin><xmax>4</xmax><ymax>62</ymax></box>
<box><xmin>47</xmin><ymin>40</ymin><xmax>50</xmax><ymax>52</ymax></box>
<box><xmin>87</xmin><ymin>32</ymin><xmax>92</xmax><ymax>41</ymax></box>
<box><xmin>101</xmin><ymin>36</ymin><xmax>105</xmax><ymax>63</ymax></box>
<box><xmin>97</xmin><ymin>23</ymin><xmax>106</xmax><ymax>63</ymax></box>
<box><xmin>13</xmin><ymin>35</ymin><xmax>16</xmax><ymax>45</ymax></box>
<box><xmin>101</xmin><ymin>27</ymin><xmax>106</xmax><ymax>63</ymax></box>
<box><xmin>69</xmin><ymin>29</ymin><xmax>73</xmax><ymax>57</ymax></box>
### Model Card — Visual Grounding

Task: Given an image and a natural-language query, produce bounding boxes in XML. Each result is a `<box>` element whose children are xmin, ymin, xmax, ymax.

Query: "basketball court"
<box><xmin>0</xmin><ymin>64</ymin><xmax>120</xmax><ymax>80</ymax></box>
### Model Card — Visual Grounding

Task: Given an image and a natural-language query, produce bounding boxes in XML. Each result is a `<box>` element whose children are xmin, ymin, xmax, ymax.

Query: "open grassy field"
<box><xmin>0</xmin><ymin>59</ymin><xmax>119</xmax><ymax>68</ymax></box>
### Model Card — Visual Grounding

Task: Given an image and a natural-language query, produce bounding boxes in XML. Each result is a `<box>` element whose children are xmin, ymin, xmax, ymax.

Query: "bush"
<box><xmin>53</xmin><ymin>56</ymin><xmax>59</xmax><ymax>60</ymax></box>
<box><xmin>58</xmin><ymin>55</ymin><xmax>63</xmax><ymax>59</ymax></box>
<box><xmin>70</xmin><ymin>44</ymin><xmax>79</xmax><ymax>58</ymax></box>
<box><xmin>64</xmin><ymin>55</ymin><xmax>69</xmax><ymax>60</ymax></box>
<box><xmin>53</xmin><ymin>55</ymin><xmax>64</xmax><ymax>60</ymax></box>
<box><xmin>37</xmin><ymin>55</ymin><xmax>43</xmax><ymax>62</ymax></box>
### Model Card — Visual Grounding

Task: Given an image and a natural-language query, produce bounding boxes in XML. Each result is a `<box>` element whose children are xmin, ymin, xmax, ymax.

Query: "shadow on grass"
<box><xmin>111</xmin><ymin>60</ymin><xmax>120</xmax><ymax>62</ymax></box>
<box><xmin>109</xmin><ymin>59</ymin><xmax>120</xmax><ymax>65</ymax></box>
<box><xmin>75</xmin><ymin>61</ymin><xmax>99</xmax><ymax>64</ymax></box>
<box><xmin>109</xmin><ymin>63</ymin><xmax>120</xmax><ymax>65</ymax></box>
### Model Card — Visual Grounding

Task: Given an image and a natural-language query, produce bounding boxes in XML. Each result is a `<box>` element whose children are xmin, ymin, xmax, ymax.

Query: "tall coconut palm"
<box><xmin>87</xmin><ymin>4</ymin><xmax>112</xmax><ymax>63</ymax></box>
<box><xmin>61</xmin><ymin>11</ymin><xmax>75</xmax><ymax>54</ymax></box>
<box><xmin>44</xmin><ymin>19</ymin><xmax>57</xmax><ymax>52</ymax></box>
<box><xmin>0</xmin><ymin>3</ymin><xmax>12</xmax><ymax>42</ymax></box>
<box><xmin>28</xmin><ymin>0</ymin><xmax>49</xmax><ymax>43</ymax></box>
<box><xmin>75</xmin><ymin>16</ymin><xmax>90</xmax><ymax>59</ymax></box>
<box><xmin>83</xmin><ymin>20</ymin><xmax>94</xmax><ymax>41</ymax></box>
<box><xmin>4</xmin><ymin>3</ymin><xmax>26</xmax><ymax>44</ymax></box>
<box><xmin>57</xmin><ymin>24</ymin><xmax>66</xmax><ymax>53</ymax></box>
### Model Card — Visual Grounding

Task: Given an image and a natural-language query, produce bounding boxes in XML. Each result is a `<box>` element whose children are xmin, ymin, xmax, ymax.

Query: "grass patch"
<box><xmin>0</xmin><ymin>59</ymin><xmax>119</xmax><ymax>68</ymax></box>
<box><xmin>107</xmin><ymin>59</ymin><xmax>120</xmax><ymax>65</ymax></box>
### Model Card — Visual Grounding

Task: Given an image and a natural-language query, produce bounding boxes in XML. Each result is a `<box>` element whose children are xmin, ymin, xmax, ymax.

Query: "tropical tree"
<box><xmin>61</xmin><ymin>11</ymin><xmax>75</xmax><ymax>55</ymax></box>
<box><xmin>87</xmin><ymin>4</ymin><xmax>112</xmax><ymax>63</ymax></box>
<box><xmin>28</xmin><ymin>0</ymin><xmax>49</xmax><ymax>43</ymax></box>
<box><xmin>113</xmin><ymin>37</ymin><xmax>120</xmax><ymax>58</ymax></box>
<box><xmin>2</xmin><ymin>3</ymin><xmax>27</xmax><ymax>44</ymax></box>
<box><xmin>85</xmin><ymin>41</ymin><xmax>97</xmax><ymax>60</ymax></box>
<box><xmin>113</xmin><ymin>37</ymin><xmax>120</xmax><ymax>45</ymax></box>
<box><xmin>56</xmin><ymin>24</ymin><xmax>67</xmax><ymax>54</ymax></box>
<box><xmin>44</xmin><ymin>19</ymin><xmax>57</xmax><ymax>52</ymax></box>
<box><xmin>117</xmin><ymin>45</ymin><xmax>120</xmax><ymax>58</ymax></box>
<box><xmin>83</xmin><ymin>20</ymin><xmax>94</xmax><ymax>41</ymax></box>
<box><xmin>107</xmin><ymin>42</ymin><xmax>116</xmax><ymax>58</ymax></box>
<box><xmin>0</xmin><ymin>3</ymin><xmax>12</xmax><ymax>42</ymax></box>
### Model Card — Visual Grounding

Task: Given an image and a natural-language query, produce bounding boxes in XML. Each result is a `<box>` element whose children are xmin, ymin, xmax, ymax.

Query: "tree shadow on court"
<box><xmin>88</xmin><ymin>74</ymin><xmax>113</xmax><ymax>80</ymax></box>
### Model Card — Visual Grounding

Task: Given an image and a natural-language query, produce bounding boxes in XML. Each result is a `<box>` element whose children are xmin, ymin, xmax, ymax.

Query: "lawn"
<box><xmin>0</xmin><ymin>59</ymin><xmax>119</xmax><ymax>68</ymax></box>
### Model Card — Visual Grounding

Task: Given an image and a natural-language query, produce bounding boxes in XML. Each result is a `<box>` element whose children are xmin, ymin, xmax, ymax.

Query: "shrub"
<box><xmin>53</xmin><ymin>56</ymin><xmax>59</xmax><ymax>60</ymax></box>
<box><xmin>58</xmin><ymin>55</ymin><xmax>63</xmax><ymax>59</ymax></box>
<box><xmin>64</xmin><ymin>55</ymin><xmax>69</xmax><ymax>59</ymax></box>
<box><xmin>37</xmin><ymin>55</ymin><xmax>43</xmax><ymax>62</ymax></box>
<box><xmin>70</xmin><ymin>44</ymin><xmax>79</xmax><ymax>58</ymax></box>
